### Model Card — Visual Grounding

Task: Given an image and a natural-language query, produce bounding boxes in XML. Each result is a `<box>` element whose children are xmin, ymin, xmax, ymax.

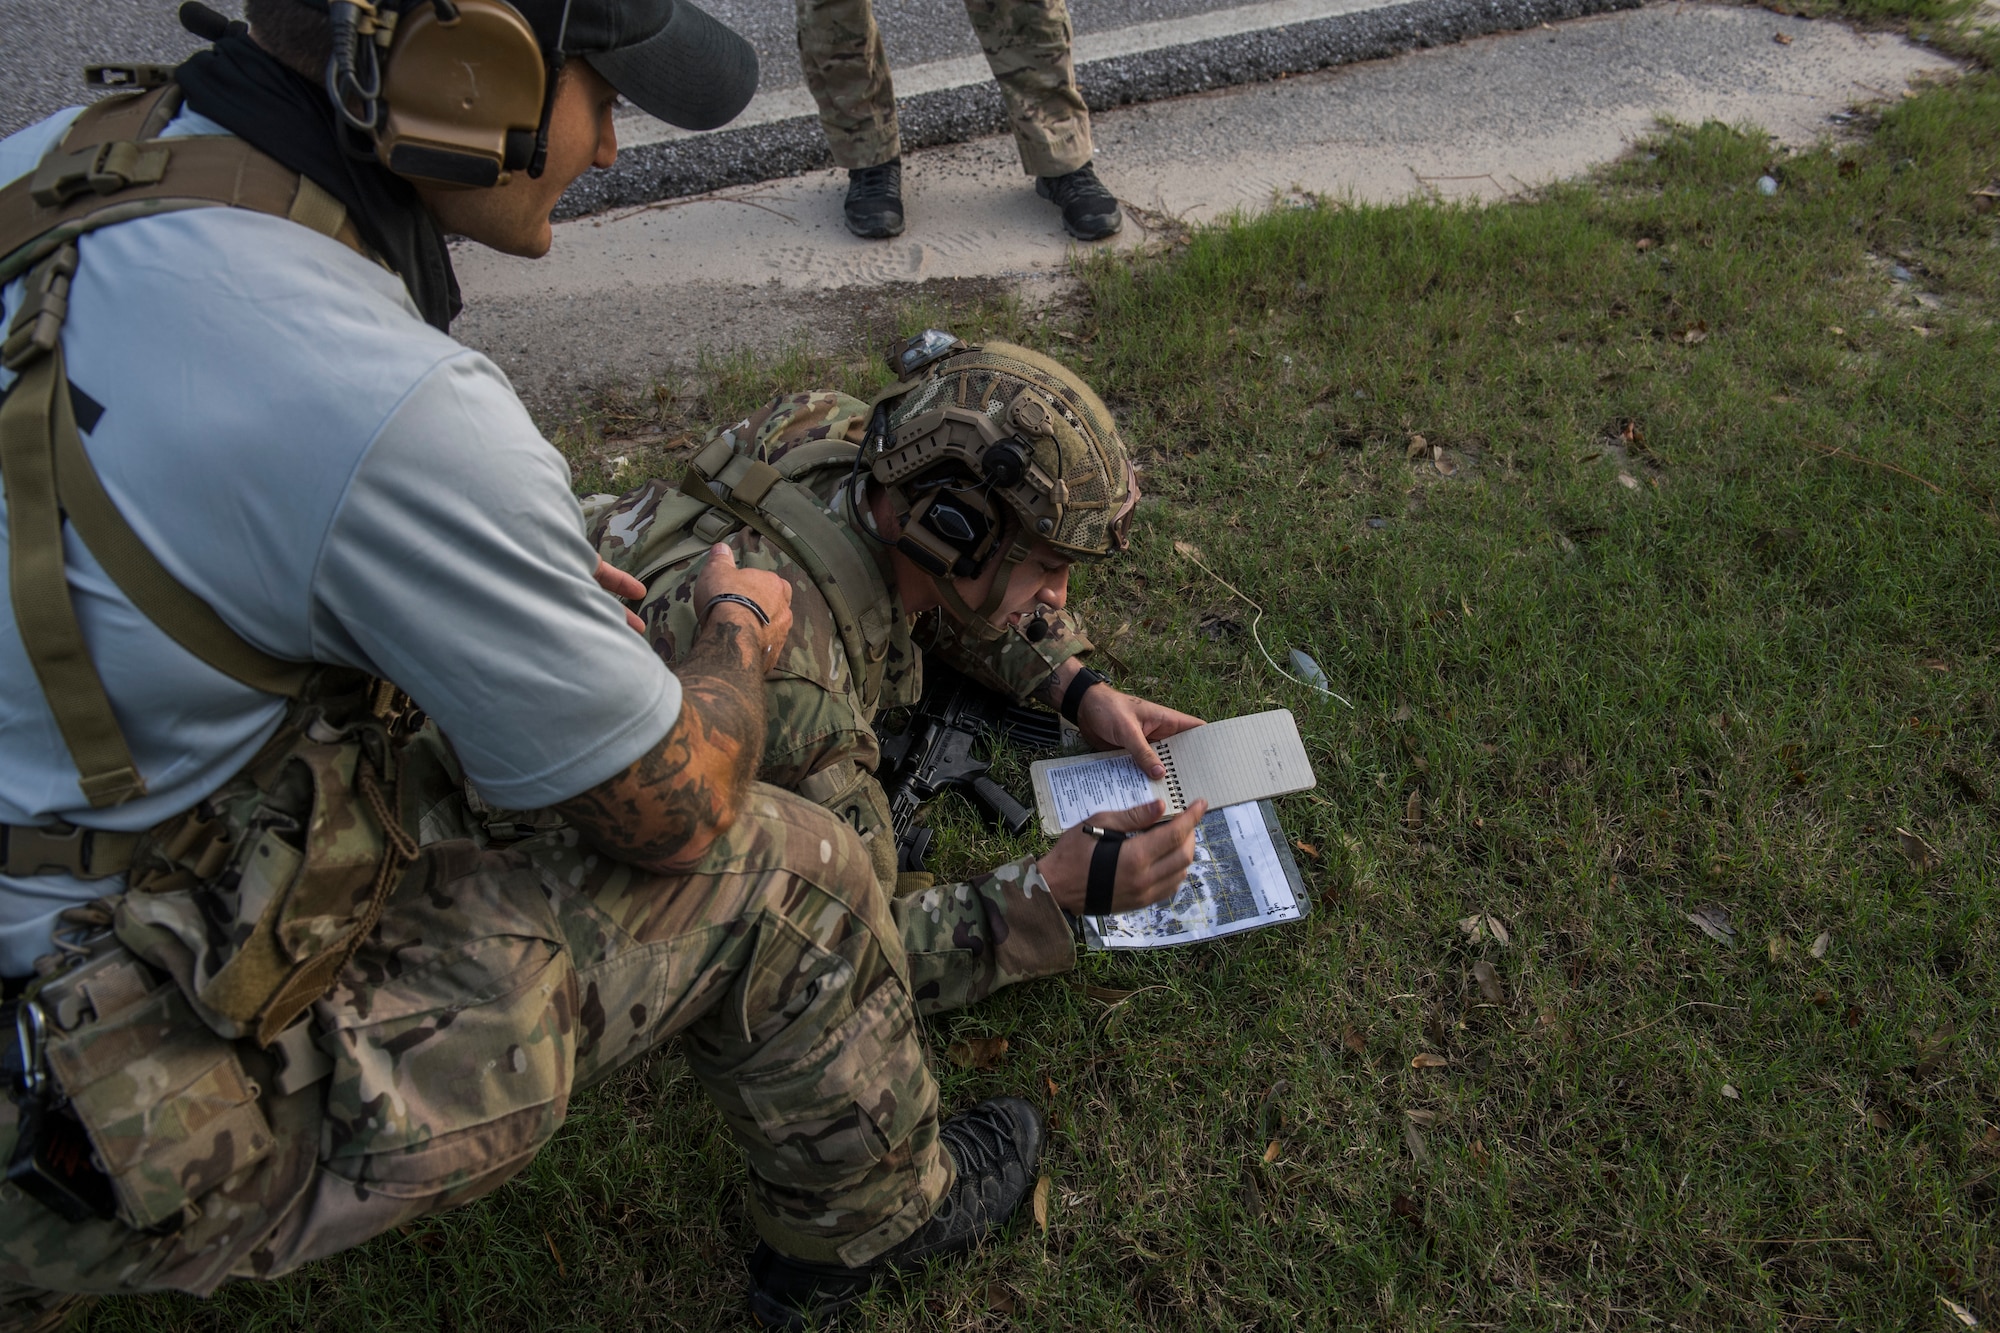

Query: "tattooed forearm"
<box><xmin>556</xmin><ymin>613</ymin><xmax>768</xmax><ymax>872</ymax></box>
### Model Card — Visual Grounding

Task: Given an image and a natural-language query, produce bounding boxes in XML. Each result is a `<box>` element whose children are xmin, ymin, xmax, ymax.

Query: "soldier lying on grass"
<box><xmin>590</xmin><ymin>334</ymin><xmax>1208</xmax><ymax>1324</ymax></box>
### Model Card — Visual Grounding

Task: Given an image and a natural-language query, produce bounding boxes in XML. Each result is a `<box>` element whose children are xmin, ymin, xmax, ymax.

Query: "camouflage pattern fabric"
<box><xmin>796</xmin><ymin>0</ymin><xmax>1092</xmax><ymax>177</ymax></box>
<box><xmin>0</xmin><ymin>782</ymin><xmax>948</xmax><ymax>1313</ymax></box>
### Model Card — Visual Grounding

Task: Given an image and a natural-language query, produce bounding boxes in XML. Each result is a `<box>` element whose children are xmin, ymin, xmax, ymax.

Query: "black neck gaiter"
<box><xmin>175</xmin><ymin>34</ymin><xmax>463</xmax><ymax>330</ymax></box>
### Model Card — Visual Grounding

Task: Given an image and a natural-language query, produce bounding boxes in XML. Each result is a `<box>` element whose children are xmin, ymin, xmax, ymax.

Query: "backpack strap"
<box><xmin>680</xmin><ymin>437</ymin><xmax>899</xmax><ymax>710</ymax></box>
<box><xmin>0</xmin><ymin>86</ymin><xmax>357</xmax><ymax>809</ymax></box>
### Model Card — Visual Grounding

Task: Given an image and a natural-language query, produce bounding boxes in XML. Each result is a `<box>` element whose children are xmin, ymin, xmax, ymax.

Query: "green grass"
<box><xmin>88</xmin><ymin>34</ymin><xmax>2000</xmax><ymax>1333</ymax></box>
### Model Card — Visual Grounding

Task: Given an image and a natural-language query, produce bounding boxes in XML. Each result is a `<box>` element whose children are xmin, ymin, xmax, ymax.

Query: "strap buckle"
<box><xmin>83</xmin><ymin>64</ymin><xmax>177</xmax><ymax>90</ymax></box>
<box><xmin>0</xmin><ymin>244</ymin><xmax>78</xmax><ymax>371</ymax></box>
<box><xmin>28</xmin><ymin>139</ymin><xmax>169</xmax><ymax>209</ymax></box>
<box><xmin>0</xmin><ymin>821</ymin><xmax>136</xmax><ymax>879</ymax></box>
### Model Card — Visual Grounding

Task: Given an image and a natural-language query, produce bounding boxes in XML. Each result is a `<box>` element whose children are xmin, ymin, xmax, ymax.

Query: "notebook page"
<box><xmin>1158</xmin><ymin>710</ymin><xmax>1315</xmax><ymax>811</ymax></box>
<box><xmin>1037</xmin><ymin>752</ymin><xmax>1168</xmax><ymax>831</ymax></box>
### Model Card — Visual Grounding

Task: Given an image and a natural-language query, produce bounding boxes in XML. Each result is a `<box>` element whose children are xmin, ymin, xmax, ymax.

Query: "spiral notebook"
<box><xmin>1029</xmin><ymin>710</ymin><xmax>1317</xmax><ymax>836</ymax></box>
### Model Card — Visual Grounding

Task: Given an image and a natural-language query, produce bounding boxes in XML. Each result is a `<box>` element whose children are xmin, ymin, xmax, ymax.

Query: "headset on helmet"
<box><xmin>315</xmin><ymin>0</ymin><xmax>566</xmax><ymax>189</ymax></box>
<box><xmin>862</xmin><ymin>331</ymin><xmax>1139</xmax><ymax>641</ymax></box>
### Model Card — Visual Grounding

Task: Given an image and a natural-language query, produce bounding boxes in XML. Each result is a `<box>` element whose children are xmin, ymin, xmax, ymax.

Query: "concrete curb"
<box><xmin>556</xmin><ymin>0</ymin><xmax>1643</xmax><ymax>217</ymax></box>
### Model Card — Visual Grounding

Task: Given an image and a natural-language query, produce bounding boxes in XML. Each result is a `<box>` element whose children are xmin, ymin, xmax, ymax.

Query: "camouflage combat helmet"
<box><xmin>863</xmin><ymin>331</ymin><xmax>1138</xmax><ymax>637</ymax></box>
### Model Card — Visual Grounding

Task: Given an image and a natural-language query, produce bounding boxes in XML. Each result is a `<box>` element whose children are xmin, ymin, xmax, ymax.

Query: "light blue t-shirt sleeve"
<box><xmin>311</xmin><ymin>353</ymin><xmax>681</xmax><ymax>808</ymax></box>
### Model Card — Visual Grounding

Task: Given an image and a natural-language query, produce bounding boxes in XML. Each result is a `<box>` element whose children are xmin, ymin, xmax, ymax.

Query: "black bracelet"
<box><xmin>1059</xmin><ymin>667</ymin><xmax>1109</xmax><ymax>724</ymax></box>
<box><xmin>704</xmin><ymin>592</ymin><xmax>770</xmax><ymax>626</ymax></box>
<box><xmin>1084</xmin><ymin>827</ymin><xmax>1126</xmax><ymax>916</ymax></box>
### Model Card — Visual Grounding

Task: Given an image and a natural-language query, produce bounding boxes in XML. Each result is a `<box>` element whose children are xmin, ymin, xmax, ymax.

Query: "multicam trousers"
<box><xmin>0</xmin><ymin>782</ymin><xmax>1076</xmax><ymax>1318</ymax></box>
<box><xmin>796</xmin><ymin>0</ymin><xmax>1093</xmax><ymax>176</ymax></box>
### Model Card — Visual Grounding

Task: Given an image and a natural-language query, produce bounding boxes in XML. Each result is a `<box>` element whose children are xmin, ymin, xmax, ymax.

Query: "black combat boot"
<box><xmin>1035</xmin><ymin>161</ymin><xmax>1122</xmax><ymax>241</ymax></box>
<box><xmin>746</xmin><ymin>1096</ymin><xmax>1045</xmax><ymax>1330</ymax></box>
<box><xmin>843</xmin><ymin>159</ymin><xmax>905</xmax><ymax>239</ymax></box>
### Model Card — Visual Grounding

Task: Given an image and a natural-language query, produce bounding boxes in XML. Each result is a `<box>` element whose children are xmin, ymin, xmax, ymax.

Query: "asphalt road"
<box><xmin>2</xmin><ymin>0</ymin><xmax>1250</xmax><ymax>137</ymax></box>
<box><xmin>450</xmin><ymin>2</ymin><xmax>1957</xmax><ymax>410</ymax></box>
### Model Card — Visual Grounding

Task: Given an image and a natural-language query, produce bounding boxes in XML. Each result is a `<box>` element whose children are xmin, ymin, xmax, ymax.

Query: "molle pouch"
<box><xmin>117</xmin><ymin>693</ymin><xmax>420</xmax><ymax>1048</ymax></box>
<box><xmin>47</xmin><ymin>987</ymin><xmax>273</xmax><ymax>1231</ymax></box>
<box><xmin>35</xmin><ymin>949</ymin><xmax>274</xmax><ymax>1232</ymax></box>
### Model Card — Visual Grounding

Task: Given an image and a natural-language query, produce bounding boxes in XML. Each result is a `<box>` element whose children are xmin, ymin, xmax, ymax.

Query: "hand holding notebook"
<box><xmin>1030</xmin><ymin>710</ymin><xmax>1317</xmax><ymax>836</ymax></box>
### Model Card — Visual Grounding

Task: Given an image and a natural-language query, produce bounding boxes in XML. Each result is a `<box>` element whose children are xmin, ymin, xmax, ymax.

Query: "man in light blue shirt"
<box><xmin>0</xmin><ymin>2</ymin><xmax>1062</xmax><ymax>1326</ymax></box>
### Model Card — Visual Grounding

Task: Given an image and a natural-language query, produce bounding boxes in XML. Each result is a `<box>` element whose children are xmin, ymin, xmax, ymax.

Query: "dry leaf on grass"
<box><xmin>544</xmin><ymin>1231</ymin><xmax>565</xmax><ymax>1278</ymax></box>
<box><xmin>1939</xmin><ymin>1296</ymin><xmax>1980</xmax><ymax>1328</ymax></box>
<box><xmin>1680</xmin><ymin>321</ymin><xmax>1709</xmax><ymax>345</ymax></box>
<box><xmin>1343</xmin><ymin>1025</ymin><xmax>1366</xmax><ymax>1056</ymax></box>
<box><xmin>1866</xmin><ymin>1107</ymin><xmax>1894</xmax><ymax>1131</ymax></box>
<box><xmin>1403</xmin><ymin>789</ymin><xmax>1423</xmax><ymax>829</ymax></box>
<box><xmin>1044</xmin><ymin>1074</ymin><xmax>1059</xmax><ymax>1099</ymax></box>
<box><xmin>1811</xmin><ymin>930</ymin><xmax>1831</xmax><ymax>959</ymax></box>
<box><xmin>1405</xmin><ymin>1109</ymin><xmax>1439</xmax><ymax>1127</ymax></box>
<box><xmin>1687</xmin><ymin>905</ymin><xmax>1737</xmax><ymax>944</ymax></box>
<box><xmin>1844</xmin><ymin>1004</ymin><xmax>1866</xmax><ymax>1029</ymax></box>
<box><xmin>1172</xmin><ymin>540</ymin><xmax>1204</xmax><ymax>562</ymax></box>
<box><xmin>947</xmin><ymin>1036</ymin><xmax>1009</xmax><ymax>1069</ymax></box>
<box><xmin>1031</xmin><ymin>1176</ymin><xmax>1050</xmax><ymax>1233</ymax></box>
<box><xmin>1618</xmin><ymin>472</ymin><xmax>1640</xmax><ymax>490</ymax></box>
<box><xmin>1404</xmin><ymin>1120</ymin><xmax>1431</xmax><ymax>1166</ymax></box>
<box><xmin>1293</xmin><ymin>840</ymin><xmax>1319</xmax><ymax>859</ymax></box>
<box><xmin>1411</xmin><ymin>1052</ymin><xmax>1449</xmax><ymax>1070</ymax></box>
<box><xmin>1472</xmin><ymin>960</ymin><xmax>1506</xmax><ymax>1005</ymax></box>
<box><xmin>1767</xmin><ymin>935</ymin><xmax>1787</xmax><ymax>962</ymax></box>
<box><xmin>1392</xmin><ymin>700</ymin><xmax>1414</xmax><ymax>723</ymax></box>
<box><xmin>1470</xmin><ymin>1139</ymin><xmax>1492</xmax><ymax>1171</ymax></box>
<box><xmin>1263</xmin><ymin>1139</ymin><xmax>1282</xmax><ymax>1164</ymax></box>
<box><xmin>1391</xmin><ymin>1193</ymin><xmax>1423</xmax><ymax>1223</ymax></box>
<box><xmin>986</xmin><ymin>1283</ymin><xmax>1019</xmax><ymax>1316</ymax></box>
<box><xmin>1073</xmin><ymin>982</ymin><xmax>1142</xmax><ymax>1003</ymax></box>
<box><xmin>1635</xmin><ymin>237</ymin><xmax>1655</xmax><ymax>251</ymax></box>
<box><xmin>1722</xmin><ymin>1084</ymin><xmax>1740</xmax><ymax>1100</ymax></box>
<box><xmin>1458</xmin><ymin>913</ymin><xmax>1511</xmax><ymax>946</ymax></box>
<box><xmin>1896</xmin><ymin>826</ymin><xmax>1940</xmax><ymax>873</ymax></box>
<box><xmin>1407</xmin><ymin>434</ymin><xmax>1428</xmax><ymax>460</ymax></box>
<box><xmin>1433</xmin><ymin>447</ymin><xmax>1457</xmax><ymax>478</ymax></box>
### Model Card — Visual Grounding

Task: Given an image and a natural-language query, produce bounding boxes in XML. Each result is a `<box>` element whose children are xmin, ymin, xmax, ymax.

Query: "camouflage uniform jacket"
<box><xmin>591</xmin><ymin>391</ymin><xmax>1091</xmax><ymax>1005</ymax></box>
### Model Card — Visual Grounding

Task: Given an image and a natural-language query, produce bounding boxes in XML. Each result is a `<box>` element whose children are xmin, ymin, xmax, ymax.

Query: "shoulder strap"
<box><xmin>681</xmin><ymin>438</ymin><xmax>898</xmax><ymax>710</ymax></box>
<box><xmin>0</xmin><ymin>86</ymin><xmax>356</xmax><ymax>807</ymax></box>
<box><xmin>0</xmin><ymin>86</ymin><xmax>369</xmax><ymax>284</ymax></box>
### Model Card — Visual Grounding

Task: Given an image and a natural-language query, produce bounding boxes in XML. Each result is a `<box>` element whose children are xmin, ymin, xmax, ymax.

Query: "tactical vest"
<box><xmin>627</xmin><ymin>430</ymin><xmax>901</xmax><ymax>712</ymax></box>
<box><xmin>0</xmin><ymin>82</ymin><xmax>422</xmax><ymax>1051</ymax></box>
<box><xmin>596</xmin><ymin>420</ymin><xmax>913</xmax><ymax>882</ymax></box>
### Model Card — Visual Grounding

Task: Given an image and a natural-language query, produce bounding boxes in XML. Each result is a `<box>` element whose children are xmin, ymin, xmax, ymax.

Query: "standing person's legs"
<box><xmin>796</xmin><ymin>0</ymin><xmax>902</xmax><ymax>170</ymax></box>
<box><xmin>961</xmin><ymin>0</ymin><xmax>1091</xmax><ymax>178</ymax></box>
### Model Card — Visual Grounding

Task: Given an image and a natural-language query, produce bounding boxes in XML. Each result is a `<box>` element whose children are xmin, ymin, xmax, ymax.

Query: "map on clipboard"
<box><xmin>1081</xmin><ymin>800</ymin><xmax>1312</xmax><ymax>950</ymax></box>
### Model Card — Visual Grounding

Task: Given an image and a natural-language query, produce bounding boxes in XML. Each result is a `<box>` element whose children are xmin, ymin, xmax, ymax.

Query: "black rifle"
<box><xmin>876</xmin><ymin>662</ymin><xmax>1063</xmax><ymax>872</ymax></box>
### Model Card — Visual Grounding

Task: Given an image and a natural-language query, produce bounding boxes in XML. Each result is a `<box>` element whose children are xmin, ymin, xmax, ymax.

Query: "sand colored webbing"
<box><xmin>0</xmin><ymin>91</ymin><xmax>365</xmax><ymax>281</ymax></box>
<box><xmin>50</xmin><ymin>365</ymin><xmax>313</xmax><ymax>698</ymax></box>
<box><xmin>0</xmin><ymin>326</ymin><xmax>146</xmax><ymax>807</ymax></box>
<box><xmin>0</xmin><ymin>87</ymin><xmax>350</xmax><ymax>807</ymax></box>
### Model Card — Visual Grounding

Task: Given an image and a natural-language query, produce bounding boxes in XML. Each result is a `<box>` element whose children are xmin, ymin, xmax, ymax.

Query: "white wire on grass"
<box><xmin>1173</xmin><ymin>543</ymin><xmax>1351</xmax><ymax>708</ymax></box>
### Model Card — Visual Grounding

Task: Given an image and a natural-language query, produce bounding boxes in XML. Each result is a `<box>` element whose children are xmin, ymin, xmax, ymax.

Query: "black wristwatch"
<box><xmin>1059</xmin><ymin>667</ymin><xmax>1110</xmax><ymax>724</ymax></box>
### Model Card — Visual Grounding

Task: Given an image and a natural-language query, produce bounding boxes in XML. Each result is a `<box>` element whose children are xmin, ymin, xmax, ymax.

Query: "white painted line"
<box><xmin>615</xmin><ymin>0</ymin><xmax>1409</xmax><ymax>149</ymax></box>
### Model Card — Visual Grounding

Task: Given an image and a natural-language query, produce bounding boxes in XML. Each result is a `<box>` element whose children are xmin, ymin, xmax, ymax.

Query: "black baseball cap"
<box><xmin>515</xmin><ymin>0</ymin><xmax>759</xmax><ymax>132</ymax></box>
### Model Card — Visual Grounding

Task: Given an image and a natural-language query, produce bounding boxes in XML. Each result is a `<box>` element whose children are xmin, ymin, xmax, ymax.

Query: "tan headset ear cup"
<box><xmin>375</xmin><ymin>0</ymin><xmax>547</xmax><ymax>188</ymax></box>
